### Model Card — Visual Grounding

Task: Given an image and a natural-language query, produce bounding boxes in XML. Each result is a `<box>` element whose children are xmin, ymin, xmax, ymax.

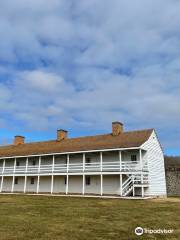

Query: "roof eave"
<box><xmin>0</xmin><ymin>146</ymin><xmax>144</xmax><ymax>160</ymax></box>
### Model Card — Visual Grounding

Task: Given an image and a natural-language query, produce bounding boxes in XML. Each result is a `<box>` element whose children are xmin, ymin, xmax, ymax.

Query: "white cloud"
<box><xmin>17</xmin><ymin>70</ymin><xmax>64</xmax><ymax>92</ymax></box>
<box><xmin>0</xmin><ymin>0</ymin><xmax>180</xmax><ymax>150</ymax></box>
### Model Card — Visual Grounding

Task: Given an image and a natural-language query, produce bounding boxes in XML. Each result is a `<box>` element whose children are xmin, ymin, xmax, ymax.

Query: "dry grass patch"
<box><xmin>0</xmin><ymin>194</ymin><xmax>179</xmax><ymax>240</ymax></box>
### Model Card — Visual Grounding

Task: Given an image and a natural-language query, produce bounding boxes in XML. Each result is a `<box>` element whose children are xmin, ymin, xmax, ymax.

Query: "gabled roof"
<box><xmin>0</xmin><ymin>129</ymin><xmax>153</xmax><ymax>158</ymax></box>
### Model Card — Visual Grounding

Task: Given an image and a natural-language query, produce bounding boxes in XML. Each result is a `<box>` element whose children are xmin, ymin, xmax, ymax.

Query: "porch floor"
<box><xmin>0</xmin><ymin>192</ymin><xmax>155</xmax><ymax>200</ymax></box>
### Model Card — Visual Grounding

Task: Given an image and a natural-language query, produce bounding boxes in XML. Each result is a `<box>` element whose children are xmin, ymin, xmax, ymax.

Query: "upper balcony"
<box><xmin>0</xmin><ymin>149</ymin><xmax>148</xmax><ymax>176</ymax></box>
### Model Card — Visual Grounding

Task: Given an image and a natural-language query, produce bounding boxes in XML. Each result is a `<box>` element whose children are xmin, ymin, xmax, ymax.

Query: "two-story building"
<box><xmin>0</xmin><ymin>122</ymin><xmax>167</xmax><ymax>197</ymax></box>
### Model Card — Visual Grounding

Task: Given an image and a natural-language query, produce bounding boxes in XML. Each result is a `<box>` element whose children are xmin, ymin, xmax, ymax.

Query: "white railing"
<box><xmin>133</xmin><ymin>175</ymin><xmax>149</xmax><ymax>184</ymax></box>
<box><xmin>122</xmin><ymin>174</ymin><xmax>149</xmax><ymax>196</ymax></box>
<box><xmin>122</xmin><ymin>176</ymin><xmax>133</xmax><ymax>196</ymax></box>
<box><xmin>0</xmin><ymin>160</ymin><xmax>148</xmax><ymax>175</ymax></box>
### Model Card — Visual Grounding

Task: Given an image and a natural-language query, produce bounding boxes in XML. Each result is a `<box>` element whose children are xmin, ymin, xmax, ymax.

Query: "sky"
<box><xmin>0</xmin><ymin>0</ymin><xmax>180</xmax><ymax>155</ymax></box>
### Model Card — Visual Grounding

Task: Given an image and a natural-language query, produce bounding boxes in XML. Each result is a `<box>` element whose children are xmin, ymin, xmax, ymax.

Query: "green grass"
<box><xmin>0</xmin><ymin>195</ymin><xmax>179</xmax><ymax>240</ymax></box>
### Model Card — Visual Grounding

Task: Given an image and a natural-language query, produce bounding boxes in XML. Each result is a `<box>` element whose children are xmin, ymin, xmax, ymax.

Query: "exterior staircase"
<box><xmin>122</xmin><ymin>176</ymin><xmax>133</xmax><ymax>196</ymax></box>
<box><xmin>122</xmin><ymin>174</ymin><xmax>148</xmax><ymax>197</ymax></box>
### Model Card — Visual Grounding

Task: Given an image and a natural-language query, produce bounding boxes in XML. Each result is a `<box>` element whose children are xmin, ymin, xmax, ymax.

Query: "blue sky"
<box><xmin>0</xmin><ymin>0</ymin><xmax>180</xmax><ymax>156</ymax></box>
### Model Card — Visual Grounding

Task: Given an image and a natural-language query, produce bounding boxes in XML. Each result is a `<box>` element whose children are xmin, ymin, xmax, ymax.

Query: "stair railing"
<box><xmin>122</xmin><ymin>176</ymin><xmax>133</xmax><ymax>196</ymax></box>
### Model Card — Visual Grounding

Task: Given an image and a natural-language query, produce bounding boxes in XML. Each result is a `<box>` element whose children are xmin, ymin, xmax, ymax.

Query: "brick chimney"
<box><xmin>14</xmin><ymin>136</ymin><xmax>25</xmax><ymax>145</ymax></box>
<box><xmin>57</xmin><ymin>129</ymin><xmax>68</xmax><ymax>141</ymax></box>
<box><xmin>112</xmin><ymin>122</ymin><xmax>123</xmax><ymax>136</ymax></box>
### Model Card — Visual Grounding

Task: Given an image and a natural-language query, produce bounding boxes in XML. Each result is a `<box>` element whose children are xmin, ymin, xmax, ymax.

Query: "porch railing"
<box><xmin>0</xmin><ymin>160</ymin><xmax>148</xmax><ymax>175</ymax></box>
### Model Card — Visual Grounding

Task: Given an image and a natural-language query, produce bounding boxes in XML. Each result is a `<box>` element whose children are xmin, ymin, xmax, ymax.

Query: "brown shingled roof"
<box><xmin>0</xmin><ymin>129</ymin><xmax>153</xmax><ymax>158</ymax></box>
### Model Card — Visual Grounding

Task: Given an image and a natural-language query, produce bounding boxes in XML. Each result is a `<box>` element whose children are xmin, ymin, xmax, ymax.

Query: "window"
<box><xmin>64</xmin><ymin>177</ymin><xmax>67</xmax><ymax>185</ymax></box>
<box><xmin>31</xmin><ymin>178</ymin><xmax>35</xmax><ymax>184</ymax></box>
<box><xmin>131</xmin><ymin>155</ymin><xmax>137</xmax><ymax>161</ymax></box>
<box><xmin>16</xmin><ymin>161</ymin><xmax>20</xmax><ymax>167</ymax></box>
<box><xmin>86</xmin><ymin>157</ymin><xmax>91</xmax><ymax>165</ymax></box>
<box><xmin>85</xmin><ymin>176</ymin><xmax>91</xmax><ymax>185</ymax></box>
<box><xmin>15</xmin><ymin>177</ymin><xmax>18</xmax><ymax>184</ymax></box>
<box><xmin>32</xmin><ymin>160</ymin><xmax>36</xmax><ymax>166</ymax></box>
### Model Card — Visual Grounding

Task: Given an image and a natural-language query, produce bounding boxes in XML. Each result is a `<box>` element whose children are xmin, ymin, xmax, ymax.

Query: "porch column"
<box><xmin>51</xmin><ymin>155</ymin><xmax>55</xmax><ymax>194</ymax></box>
<box><xmin>140</xmin><ymin>149</ymin><xmax>143</xmax><ymax>197</ymax></box>
<box><xmin>82</xmin><ymin>153</ymin><xmax>85</xmax><ymax>195</ymax></box>
<box><xmin>140</xmin><ymin>149</ymin><xmax>143</xmax><ymax>170</ymax></box>
<box><xmin>24</xmin><ymin>157</ymin><xmax>28</xmax><ymax>193</ymax></box>
<box><xmin>11</xmin><ymin>158</ymin><xmax>16</xmax><ymax>192</ymax></box>
<box><xmin>100</xmin><ymin>152</ymin><xmax>103</xmax><ymax>172</ymax></box>
<box><xmin>0</xmin><ymin>159</ymin><xmax>5</xmax><ymax>192</ymax></box>
<box><xmin>119</xmin><ymin>151</ymin><xmax>122</xmax><ymax>172</ymax></box>
<box><xmin>142</xmin><ymin>186</ymin><xmax>144</xmax><ymax>198</ymax></box>
<box><xmin>100</xmin><ymin>174</ymin><xmax>103</xmax><ymax>196</ymax></box>
<box><xmin>120</xmin><ymin>174</ymin><xmax>122</xmax><ymax>196</ymax></box>
<box><xmin>100</xmin><ymin>152</ymin><xmax>103</xmax><ymax>196</ymax></box>
<box><xmin>36</xmin><ymin>156</ymin><xmax>41</xmax><ymax>194</ymax></box>
<box><xmin>66</xmin><ymin>154</ymin><xmax>69</xmax><ymax>194</ymax></box>
<box><xmin>132</xmin><ymin>175</ymin><xmax>135</xmax><ymax>197</ymax></box>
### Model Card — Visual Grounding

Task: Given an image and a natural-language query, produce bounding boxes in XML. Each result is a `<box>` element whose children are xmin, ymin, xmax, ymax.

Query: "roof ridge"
<box><xmin>0</xmin><ymin>139</ymin><xmax>57</xmax><ymax>148</ymax></box>
<box><xmin>0</xmin><ymin>128</ymin><xmax>154</xmax><ymax>149</ymax></box>
<box><xmin>69</xmin><ymin>128</ymin><xmax>154</xmax><ymax>140</ymax></box>
<box><xmin>0</xmin><ymin>127</ymin><xmax>153</xmax><ymax>157</ymax></box>
<box><xmin>124</xmin><ymin>128</ymin><xmax>154</xmax><ymax>134</ymax></box>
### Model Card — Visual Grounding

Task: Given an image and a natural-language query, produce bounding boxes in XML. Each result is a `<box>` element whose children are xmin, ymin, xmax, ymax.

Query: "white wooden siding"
<box><xmin>39</xmin><ymin>176</ymin><xmax>51</xmax><ymax>192</ymax></box>
<box><xmin>2</xmin><ymin>177</ymin><xmax>12</xmax><ymax>192</ymax></box>
<box><xmin>26</xmin><ymin>177</ymin><xmax>37</xmax><ymax>192</ymax></box>
<box><xmin>53</xmin><ymin>176</ymin><xmax>66</xmax><ymax>193</ymax></box>
<box><xmin>68</xmin><ymin>176</ymin><xmax>83</xmax><ymax>193</ymax></box>
<box><xmin>142</xmin><ymin>130</ymin><xmax>167</xmax><ymax>196</ymax></box>
<box><xmin>103</xmin><ymin>175</ymin><xmax>120</xmax><ymax>194</ymax></box>
<box><xmin>14</xmin><ymin>177</ymin><xmax>24</xmax><ymax>192</ymax></box>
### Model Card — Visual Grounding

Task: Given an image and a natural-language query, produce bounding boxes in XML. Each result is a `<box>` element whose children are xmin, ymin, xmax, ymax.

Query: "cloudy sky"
<box><xmin>0</xmin><ymin>0</ymin><xmax>180</xmax><ymax>155</ymax></box>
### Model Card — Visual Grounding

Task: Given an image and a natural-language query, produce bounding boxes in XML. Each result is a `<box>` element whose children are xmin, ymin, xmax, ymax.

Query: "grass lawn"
<box><xmin>0</xmin><ymin>195</ymin><xmax>179</xmax><ymax>240</ymax></box>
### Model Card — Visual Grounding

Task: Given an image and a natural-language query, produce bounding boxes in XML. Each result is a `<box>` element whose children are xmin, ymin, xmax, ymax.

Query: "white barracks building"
<box><xmin>0</xmin><ymin>122</ymin><xmax>167</xmax><ymax>197</ymax></box>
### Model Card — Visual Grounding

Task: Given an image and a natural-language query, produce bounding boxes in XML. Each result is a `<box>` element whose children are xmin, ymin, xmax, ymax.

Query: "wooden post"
<box><xmin>100</xmin><ymin>174</ymin><xmax>103</xmax><ymax>196</ymax></box>
<box><xmin>36</xmin><ymin>156</ymin><xmax>41</xmax><ymax>194</ymax></box>
<box><xmin>100</xmin><ymin>152</ymin><xmax>103</xmax><ymax>172</ymax></box>
<box><xmin>132</xmin><ymin>175</ymin><xmax>135</xmax><ymax>197</ymax></box>
<box><xmin>82</xmin><ymin>175</ymin><xmax>85</xmax><ymax>195</ymax></box>
<box><xmin>0</xmin><ymin>159</ymin><xmax>5</xmax><ymax>192</ymax></box>
<box><xmin>51</xmin><ymin>155</ymin><xmax>55</xmax><ymax>194</ymax></box>
<box><xmin>119</xmin><ymin>151</ymin><xmax>122</xmax><ymax>172</ymax></box>
<box><xmin>82</xmin><ymin>153</ymin><xmax>85</xmax><ymax>195</ymax></box>
<box><xmin>66</xmin><ymin>154</ymin><xmax>69</xmax><ymax>194</ymax></box>
<box><xmin>100</xmin><ymin>152</ymin><xmax>103</xmax><ymax>196</ymax></box>
<box><xmin>83</xmin><ymin>153</ymin><xmax>85</xmax><ymax>172</ymax></box>
<box><xmin>133</xmin><ymin>186</ymin><xmax>135</xmax><ymax>197</ymax></box>
<box><xmin>142</xmin><ymin>186</ymin><xmax>144</xmax><ymax>198</ymax></box>
<box><xmin>140</xmin><ymin>149</ymin><xmax>143</xmax><ymax>170</ymax></box>
<box><xmin>140</xmin><ymin>149</ymin><xmax>143</xmax><ymax>198</ymax></box>
<box><xmin>11</xmin><ymin>158</ymin><xmax>16</xmax><ymax>193</ymax></box>
<box><xmin>120</xmin><ymin>174</ymin><xmax>122</xmax><ymax>196</ymax></box>
<box><xmin>24</xmin><ymin>157</ymin><xmax>28</xmax><ymax>193</ymax></box>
